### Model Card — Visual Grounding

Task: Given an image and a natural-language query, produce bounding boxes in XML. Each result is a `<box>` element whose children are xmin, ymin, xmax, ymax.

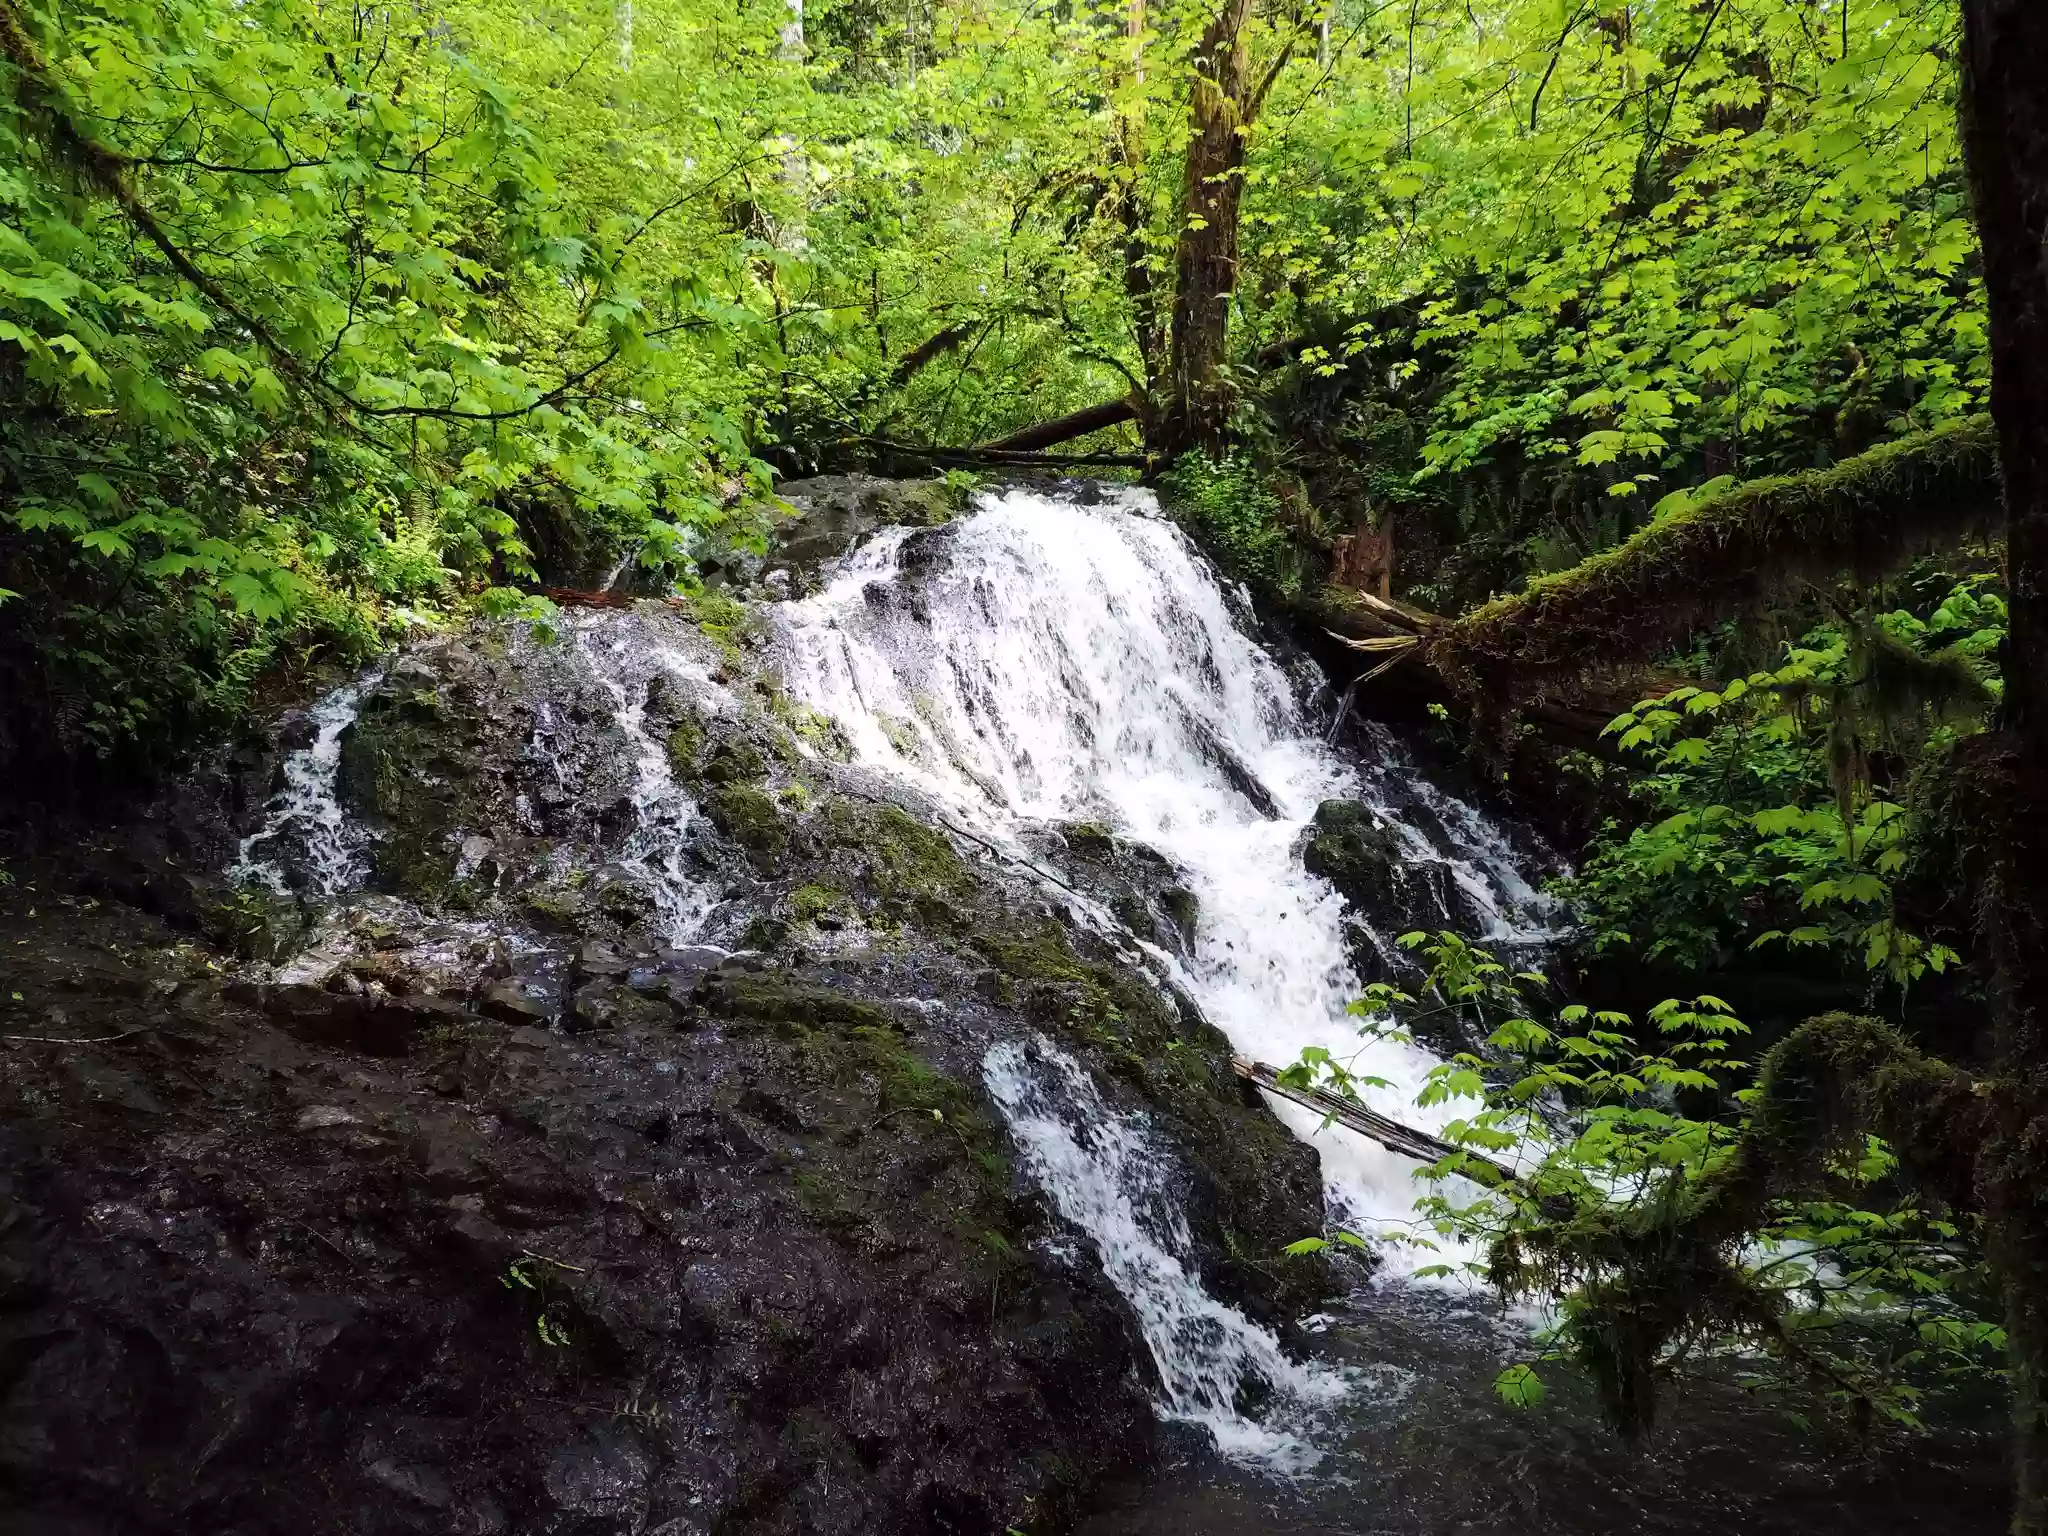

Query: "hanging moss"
<box><xmin>1503</xmin><ymin>1010</ymin><xmax>1990</xmax><ymax>1440</ymax></box>
<box><xmin>1427</xmin><ymin>415</ymin><xmax>2002</xmax><ymax>711</ymax></box>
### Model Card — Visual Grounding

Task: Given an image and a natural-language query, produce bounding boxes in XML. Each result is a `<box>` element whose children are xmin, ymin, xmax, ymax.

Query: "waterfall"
<box><xmin>775</xmin><ymin>489</ymin><xmax>1547</xmax><ymax>1272</ymax></box>
<box><xmin>985</xmin><ymin>1036</ymin><xmax>1348</xmax><ymax>1469</ymax></box>
<box><xmin>566</xmin><ymin>612</ymin><xmax>722</xmax><ymax>943</ymax></box>
<box><xmin>230</xmin><ymin>668</ymin><xmax>384</xmax><ymax>896</ymax></box>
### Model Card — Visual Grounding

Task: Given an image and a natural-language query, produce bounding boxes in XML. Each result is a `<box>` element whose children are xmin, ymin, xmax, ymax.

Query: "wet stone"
<box><xmin>478</xmin><ymin>976</ymin><xmax>558</xmax><ymax>1025</ymax></box>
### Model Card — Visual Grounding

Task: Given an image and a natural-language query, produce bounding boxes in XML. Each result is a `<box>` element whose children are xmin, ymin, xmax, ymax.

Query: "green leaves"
<box><xmin>1494</xmin><ymin>1364</ymin><xmax>1546</xmax><ymax>1408</ymax></box>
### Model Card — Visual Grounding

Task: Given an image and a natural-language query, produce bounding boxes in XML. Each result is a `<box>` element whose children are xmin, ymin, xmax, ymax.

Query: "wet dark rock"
<box><xmin>232</xmin><ymin>978</ymin><xmax>471</xmax><ymax>1056</ymax></box>
<box><xmin>1300</xmin><ymin>798</ymin><xmax>1414</xmax><ymax>981</ymax></box>
<box><xmin>1300</xmin><ymin>797</ymin><xmax>1502</xmax><ymax>987</ymax></box>
<box><xmin>480</xmin><ymin>976</ymin><xmax>561</xmax><ymax>1027</ymax></box>
<box><xmin>568</xmin><ymin>978</ymin><xmax>620</xmax><ymax>1032</ymax></box>
<box><xmin>1042</xmin><ymin>822</ymin><xmax>1203</xmax><ymax>957</ymax></box>
<box><xmin>761</xmin><ymin>475</ymin><xmax>961</xmax><ymax>593</ymax></box>
<box><xmin>1</xmin><ymin>597</ymin><xmax>1334</xmax><ymax>1535</ymax></box>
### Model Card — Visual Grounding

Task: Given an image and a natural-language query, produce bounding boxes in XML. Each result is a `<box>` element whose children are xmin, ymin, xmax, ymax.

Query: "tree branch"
<box><xmin>974</xmin><ymin>397</ymin><xmax>1141</xmax><ymax>454</ymax></box>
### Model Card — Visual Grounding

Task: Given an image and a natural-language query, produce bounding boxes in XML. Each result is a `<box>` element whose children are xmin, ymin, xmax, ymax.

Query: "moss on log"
<box><xmin>1426</xmin><ymin>415</ymin><xmax>2002</xmax><ymax>711</ymax></box>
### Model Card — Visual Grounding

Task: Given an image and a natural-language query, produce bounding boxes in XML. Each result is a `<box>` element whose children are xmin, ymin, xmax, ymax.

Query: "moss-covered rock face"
<box><xmin>1303</xmin><ymin>799</ymin><xmax>1404</xmax><ymax>901</ymax></box>
<box><xmin>756</xmin><ymin>475</ymin><xmax>966</xmax><ymax>594</ymax></box>
<box><xmin>705</xmin><ymin>782</ymin><xmax>786</xmax><ymax>861</ymax></box>
<box><xmin>222</xmin><ymin>596</ymin><xmax>1336</xmax><ymax>1528</ymax></box>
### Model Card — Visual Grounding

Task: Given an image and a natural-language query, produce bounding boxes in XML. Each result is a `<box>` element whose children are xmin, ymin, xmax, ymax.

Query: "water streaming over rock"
<box><xmin>565</xmin><ymin>611</ymin><xmax>724</xmax><ymax>943</ymax></box>
<box><xmin>774</xmin><ymin>489</ymin><xmax>1550</xmax><ymax>1271</ymax></box>
<box><xmin>224</xmin><ymin>485</ymin><xmax>1552</xmax><ymax>1473</ymax></box>
<box><xmin>229</xmin><ymin>667</ymin><xmax>385</xmax><ymax>895</ymax></box>
<box><xmin>985</xmin><ymin>1035</ymin><xmax>1351</xmax><ymax>1469</ymax></box>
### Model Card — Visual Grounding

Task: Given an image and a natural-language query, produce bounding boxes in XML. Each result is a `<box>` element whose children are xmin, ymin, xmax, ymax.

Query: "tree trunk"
<box><xmin>1156</xmin><ymin>0</ymin><xmax>1257</xmax><ymax>459</ymax></box>
<box><xmin>1958</xmin><ymin>4</ymin><xmax>2048</xmax><ymax>1530</ymax></box>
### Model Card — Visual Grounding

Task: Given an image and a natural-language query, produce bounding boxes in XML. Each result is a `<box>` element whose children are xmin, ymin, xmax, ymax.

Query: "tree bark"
<box><xmin>1415</xmin><ymin>416</ymin><xmax>2002</xmax><ymax>714</ymax></box>
<box><xmin>1957</xmin><ymin>5</ymin><xmax>2048</xmax><ymax>1529</ymax></box>
<box><xmin>1156</xmin><ymin>0</ymin><xmax>1259</xmax><ymax>459</ymax></box>
<box><xmin>973</xmin><ymin>398</ymin><xmax>1140</xmax><ymax>455</ymax></box>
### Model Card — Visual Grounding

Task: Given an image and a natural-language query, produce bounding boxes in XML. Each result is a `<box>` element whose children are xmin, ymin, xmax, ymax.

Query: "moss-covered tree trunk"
<box><xmin>1156</xmin><ymin>0</ymin><xmax>1265</xmax><ymax>460</ymax></box>
<box><xmin>1959</xmin><ymin>4</ymin><xmax>2048</xmax><ymax>1530</ymax></box>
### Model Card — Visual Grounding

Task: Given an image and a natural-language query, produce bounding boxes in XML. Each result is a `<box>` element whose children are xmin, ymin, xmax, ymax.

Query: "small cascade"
<box><xmin>984</xmin><ymin>1036</ymin><xmax>1348</xmax><ymax>1469</ymax></box>
<box><xmin>566</xmin><ymin>612</ymin><xmax>721</xmax><ymax>943</ymax></box>
<box><xmin>230</xmin><ymin>669</ymin><xmax>384</xmax><ymax>896</ymax></box>
<box><xmin>775</xmin><ymin>490</ymin><xmax>1550</xmax><ymax>1275</ymax></box>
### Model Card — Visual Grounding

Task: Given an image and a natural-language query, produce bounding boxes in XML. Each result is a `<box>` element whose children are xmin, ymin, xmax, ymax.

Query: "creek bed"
<box><xmin>1079</xmin><ymin>1286</ymin><xmax>2011</xmax><ymax>1535</ymax></box>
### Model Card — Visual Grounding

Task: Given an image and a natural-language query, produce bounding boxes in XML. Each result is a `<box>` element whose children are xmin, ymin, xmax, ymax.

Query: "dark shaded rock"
<box><xmin>480</xmin><ymin>976</ymin><xmax>560</xmax><ymax>1026</ymax></box>
<box><xmin>1302</xmin><ymin>799</ymin><xmax>1404</xmax><ymax>912</ymax></box>
<box><xmin>1299</xmin><ymin>797</ymin><xmax>1500</xmax><ymax>984</ymax></box>
<box><xmin>1041</xmin><ymin>822</ymin><xmax>1204</xmax><ymax>958</ymax></box>
<box><xmin>761</xmin><ymin>475</ymin><xmax>961</xmax><ymax>592</ymax></box>
<box><xmin>0</xmin><ymin>892</ymin><xmax>1153</xmax><ymax>1536</ymax></box>
<box><xmin>568</xmin><ymin>978</ymin><xmax>620</xmax><ymax>1032</ymax></box>
<box><xmin>237</xmin><ymin>979</ymin><xmax>470</xmax><ymax>1056</ymax></box>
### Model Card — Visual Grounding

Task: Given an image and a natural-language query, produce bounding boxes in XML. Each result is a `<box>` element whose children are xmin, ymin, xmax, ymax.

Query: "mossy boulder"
<box><xmin>823</xmin><ymin>799</ymin><xmax>968</xmax><ymax>901</ymax></box>
<box><xmin>1302</xmin><ymin>798</ymin><xmax>1404</xmax><ymax>900</ymax></box>
<box><xmin>700</xmin><ymin>739</ymin><xmax>768</xmax><ymax>786</ymax></box>
<box><xmin>705</xmin><ymin>783</ymin><xmax>786</xmax><ymax>862</ymax></box>
<box><xmin>695</xmin><ymin>968</ymin><xmax>896</xmax><ymax>1034</ymax></box>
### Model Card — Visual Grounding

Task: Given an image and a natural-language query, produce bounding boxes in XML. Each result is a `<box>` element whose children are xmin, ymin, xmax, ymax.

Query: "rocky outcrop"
<box><xmin>0</xmin><ymin>601</ymin><xmax>1328</xmax><ymax>1535</ymax></box>
<box><xmin>1299</xmin><ymin>797</ymin><xmax>1504</xmax><ymax>989</ymax></box>
<box><xmin>754</xmin><ymin>476</ymin><xmax>963</xmax><ymax>595</ymax></box>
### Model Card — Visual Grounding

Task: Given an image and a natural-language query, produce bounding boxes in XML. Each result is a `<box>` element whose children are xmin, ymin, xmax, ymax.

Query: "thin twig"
<box><xmin>0</xmin><ymin>1025</ymin><xmax>151</xmax><ymax>1045</ymax></box>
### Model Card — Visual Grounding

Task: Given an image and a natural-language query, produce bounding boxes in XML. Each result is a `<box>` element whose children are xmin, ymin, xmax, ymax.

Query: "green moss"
<box><xmin>705</xmin><ymin>782</ymin><xmax>786</xmax><ymax>860</ymax></box>
<box><xmin>665</xmin><ymin>714</ymin><xmax>705</xmax><ymax>774</ymax></box>
<box><xmin>970</xmin><ymin>918</ymin><xmax>1177</xmax><ymax>1051</ymax></box>
<box><xmin>701</xmin><ymin>739</ymin><xmax>767</xmax><ymax>785</ymax></box>
<box><xmin>681</xmin><ymin>588</ymin><xmax>766</xmax><ymax>665</ymax></box>
<box><xmin>1062</xmin><ymin>821</ymin><xmax>1117</xmax><ymax>856</ymax></box>
<box><xmin>1431</xmin><ymin>413</ymin><xmax>2002</xmax><ymax>711</ymax></box>
<box><xmin>741</xmin><ymin>914</ymin><xmax>792</xmax><ymax>950</ymax></box>
<box><xmin>697</xmin><ymin>971</ymin><xmax>894</xmax><ymax>1033</ymax></box>
<box><xmin>875</xmin><ymin>713</ymin><xmax>921</xmax><ymax>759</ymax></box>
<box><xmin>1301</xmin><ymin>800</ymin><xmax>1402</xmax><ymax>898</ymax></box>
<box><xmin>825</xmin><ymin>800</ymin><xmax>965</xmax><ymax>898</ymax></box>
<box><xmin>792</xmin><ymin>882</ymin><xmax>842</xmax><ymax>922</ymax></box>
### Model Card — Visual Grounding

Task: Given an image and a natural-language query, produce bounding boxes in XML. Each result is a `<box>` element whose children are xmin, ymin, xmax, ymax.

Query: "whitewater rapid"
<box><xmin>775</xmin><ymin>487</ymin><xmax>1548</xmax><ymax>1275</ymax></box>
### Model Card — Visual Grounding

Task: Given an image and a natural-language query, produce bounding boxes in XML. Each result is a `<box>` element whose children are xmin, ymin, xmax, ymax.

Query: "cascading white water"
<box><xmin>986</xmin><ymin>1035</ymin><xmax>1349</xmax><ymax>1468</ymax></box>
<box><xmin>776</xmin><ymin>490</ymin><xmax>1547</xmax><ymax>1273</ymax></box>
<box><xmin>564</xmin><ymin>614</ymin><xmax>722</xmax><ymax>943</ymax></box>
<box><xmin>230</xmin><ymin>668</ymin><xmax>385</xmax><ymax>895</ymax></box>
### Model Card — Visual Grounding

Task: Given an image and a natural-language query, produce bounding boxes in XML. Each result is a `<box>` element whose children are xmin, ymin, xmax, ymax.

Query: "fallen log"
<box><xmin>1426</xmin><ymin>415</ymin><xmax>2002</xmax><ymax>713</ymax></box>
<box><xmin>974</xmin><ymin>398</ymin><xmax>1141</xmax><ymax>455</ymax></box>
<box><xmin>1232</xmin><ymin>1056</ymin><xmax>1519</xmax><ymax>1186</ymax></box>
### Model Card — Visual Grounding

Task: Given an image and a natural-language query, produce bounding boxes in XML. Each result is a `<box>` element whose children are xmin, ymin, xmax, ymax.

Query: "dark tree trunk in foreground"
<box><xmin>1959</xmin><ymin>4</ymin><xmax>2048</xmax><ymax>1530</ymax></box>
<box><xmin>1157</xmin><ymin>0</ymin><xmax>1253</xmax><ymax>458</ymax></box>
